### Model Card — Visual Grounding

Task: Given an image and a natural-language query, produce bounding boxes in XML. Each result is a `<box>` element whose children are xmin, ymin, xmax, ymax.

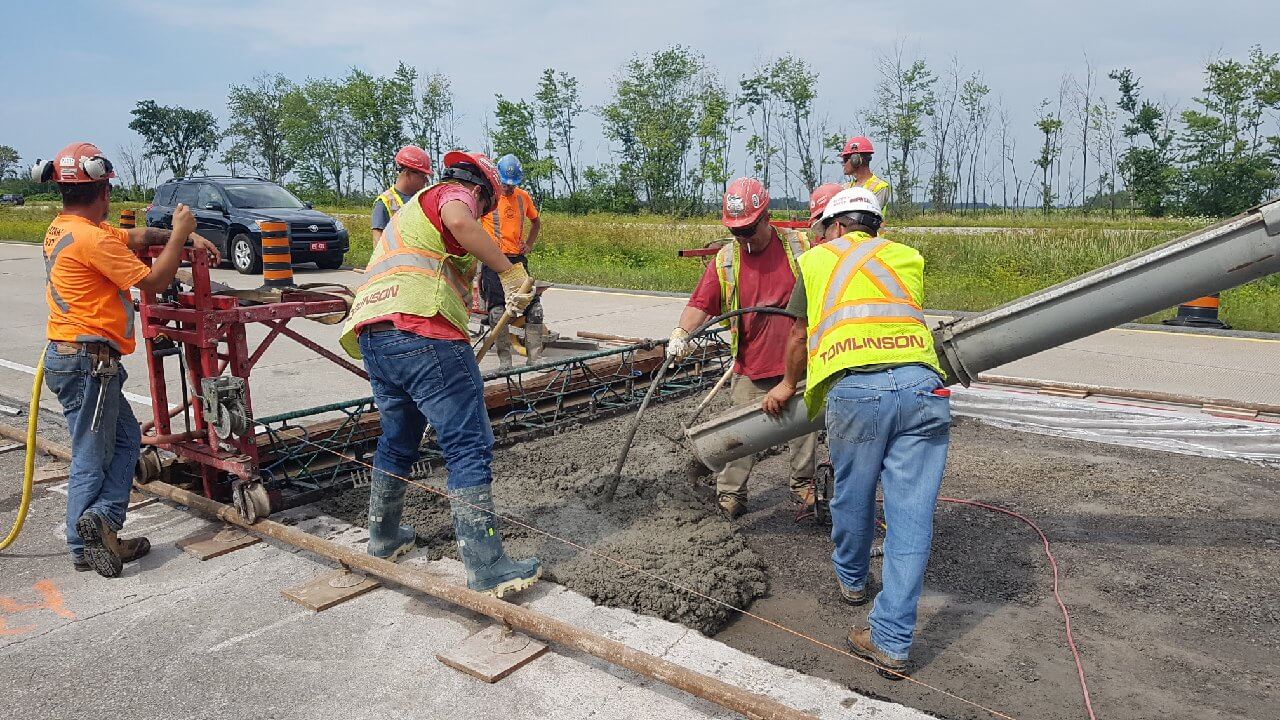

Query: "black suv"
<box><xmin>146</xmin><ymin>177</ymin><xmax>349</xmax><ymax>274</ymax></box>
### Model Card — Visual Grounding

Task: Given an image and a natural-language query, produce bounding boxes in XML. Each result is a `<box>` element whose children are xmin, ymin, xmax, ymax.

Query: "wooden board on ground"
<box><xmin>436</xmin><ymin>624</ymin><xmax>549</xmax><ymax>683</ymax></box>
<box><xmin>282</xmin><ymin>569</ymin><xmax>381</xmax><ymax>611</ymax></box>
<box><xmin>176</xmin><ymin>526</ymin><xmax>261</xmax><ymax>560</ymax></box>
<box><xmin>34</xmin><ymin>461</ymin><xmax>71</xmax><ymax>485</ymax></box>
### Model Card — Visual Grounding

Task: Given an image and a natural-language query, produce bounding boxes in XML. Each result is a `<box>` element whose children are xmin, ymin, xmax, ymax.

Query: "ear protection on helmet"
<box><xmin>31</xmin><ymin>159</ymin><xmax>54</xmax><ymax>183</ymax></box>
<box><xmin>845</xmin><ymin>153</ymin><xmax>864</xmax><ymax>169</ymax></box>
<box><xmin>81</xmin><ymin>154</ymin><xmax>113</xmax><ymax>180</ymax></box>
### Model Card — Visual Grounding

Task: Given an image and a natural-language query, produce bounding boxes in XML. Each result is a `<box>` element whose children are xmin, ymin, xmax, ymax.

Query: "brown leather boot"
<box><xmin>717</xmin><ymin>495</ymin><xmax>746</xmax><ymax>519</ymax></box>
<box><xmin>847</xmin><ymin>627</ymin><xmax>907</xmax><ymax>680</ymax></box>
<box><xmin>117</xmin><ymin>536</ymin><xmax>152</xmax><ymax>564</ymax></box>
<box><xmin>75</xmin><ymin>511</ymin><xmax>123</xmax><ymax>578</ymax></box>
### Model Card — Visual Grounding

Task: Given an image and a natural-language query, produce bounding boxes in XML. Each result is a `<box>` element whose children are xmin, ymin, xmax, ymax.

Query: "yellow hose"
<box><xmin>1</xmin><ymin>348</ymin><xmax>45</xmax><ymax>552</ymax></box>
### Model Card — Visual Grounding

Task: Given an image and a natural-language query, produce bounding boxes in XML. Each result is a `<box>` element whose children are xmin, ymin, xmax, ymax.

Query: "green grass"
<box><xmin>0</xmin><ymin>202</ymin><xmax>148</xmax><ymax>244</ymax></box>
<box><xmin>889</xmin><ymin>209</ymin><xmax>1210</xmax><ymax>232</ymax></box>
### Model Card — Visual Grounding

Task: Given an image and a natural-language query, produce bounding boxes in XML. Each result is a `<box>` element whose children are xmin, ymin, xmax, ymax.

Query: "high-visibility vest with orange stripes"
<box><xmin>714</xmin><ymin>228</ymin><xmax>808</xmax><ymax>358</ymax></box>
<box><xmin>339</xmin><ymin>185</ymin><xmax>475</xmax><ymax>359</ymax></box>
<box><xmin>799</xmin><ymin>231</ymin><xmax>942</xmax><ymax>418</ymax></box>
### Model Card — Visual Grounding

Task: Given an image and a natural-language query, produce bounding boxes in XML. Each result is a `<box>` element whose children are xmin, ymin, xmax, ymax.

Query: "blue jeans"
<box><xmin>826</xmin><ymin>364</ymin><xmax>951</xmax><ymax>661</ymax></box>
<box><xmin>43</xmin><ymin>344</ymin><xmax>141</xmax><ymax>559</ymax></box>
<box><xmin>358</xmin><ymin>330</ymin><xmax>494</xmax><ymax>497</ymax></box>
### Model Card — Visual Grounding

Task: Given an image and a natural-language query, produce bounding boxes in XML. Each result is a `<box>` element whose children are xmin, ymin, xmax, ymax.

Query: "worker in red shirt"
<box><xmin>667</xmin><ymin>178</ymin><xmax>818</xmax><ymax>518</ymax></box>
<box><xmin>35</xmin><ymin>142</ymin><xmax>219</xmax><ymax>577</ymax></box>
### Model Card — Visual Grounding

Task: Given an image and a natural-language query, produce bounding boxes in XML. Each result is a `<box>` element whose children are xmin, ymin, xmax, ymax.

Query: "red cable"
<box><xmin>938</xmin><ymin>496</ymin><xmax>1099</xmax><ymax>720</ymax></box>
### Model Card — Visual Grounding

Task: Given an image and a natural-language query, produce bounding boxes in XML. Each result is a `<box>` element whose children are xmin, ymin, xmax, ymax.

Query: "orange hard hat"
<box><xmin>841</xmin><ymin>136</ymin><xmax>874</xmax><ymax>158</ymax></box>
<box><xmin>32</xmin><ymin>142</ymin><xmax>116</xmax><ymax>184</ymax></box>
<box><xmin>808</xmin><ymin>183</ymin><xmax>845</xmax><ymax>223</ymax></box>
<box><xmin>394</xmin><ymin>145</ymin><xmax>432</xmax><ymax>175</ymax></box>
<box><xmin>722</xmin><ymin>177</ymin><xmax>769</xmax><ymax>229</ymax></box>
<box><xmin>442</xmin><ymin>150</ymin><xmax>502</xmax><ymax>201</ymax></box>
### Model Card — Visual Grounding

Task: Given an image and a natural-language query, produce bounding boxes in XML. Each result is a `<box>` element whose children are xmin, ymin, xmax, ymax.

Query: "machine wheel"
<box><xmin>814</xmin><ymin>463</ymin><xmax>834</xmax><ymax>524</ymax></box>
<box><xmin>232</xmin><ymin>479</ymin><xmax>270</xmax><ymax>523</ymax></box>
<box><xmin>134</xmin><ymin>448</ymin><xmax>163</xmax><ymax>484</ymax></box>
<box><xmin>315</xmin><ymin>252</ymin><xmax>345</xmax><ymax>270</ymax></box>
<box><xmin>231</xmin><ymin>233</ymin><xmax>262</xmax><ymax>275</ymax></box>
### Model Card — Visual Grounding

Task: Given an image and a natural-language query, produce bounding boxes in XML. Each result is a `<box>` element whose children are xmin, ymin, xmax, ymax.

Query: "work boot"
<box><xmin>368</xmin><ymin>475</ymin><xmax>416</xmax><ymax>560</ymax></box>
<box><xmin>524</xmin><ymin>322</ymin><xmax>546</xmax><ymax>365</ymax></box>
<box><xmin>489</xmin><ymin>308</ymin><xmax>514</xmax><ymax>370</ymax></box>
<box><xmin>839</xmin><ymin>574</ymin><xmax>877</xmax><ymax>606</ymax></box>
<box><xmin>791</xmin><ymin>485</ymin><xmax>817</xmax><ymax>516</ymax></box>
<box><xmin>449</xmin><ymin>484</ymin><xmax>541</xmax><ymax>597</ymax></box>
<box><xmin>75</xmin><ymin>510</ymin><xmax>123</xmax><ymax>578</ymax></box>
<box><xmin>718</xmin><ymin>495</ymin><xmax>746</xmax><ymax>520</ymax></box>
<box><xmin>117</xmin><ymin>536</ymin><xmax>151</xmax><ymax>564</ymax></box>
<box><xmin>847</xmin><ymin>627</ymin><xmax>907</xmax><ymax>680</ymax></box>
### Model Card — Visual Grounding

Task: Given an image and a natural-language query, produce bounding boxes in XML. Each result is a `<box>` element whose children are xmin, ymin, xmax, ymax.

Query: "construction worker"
<box><xmin>668</xmin><ymin>177</ymin><xmax>818</xmax><ymax>519</ymax></box>
<box><xmin>34</xmin><ymin>142</ymin><xmax>220</xmax><ymax>577</ymax></box>
<box><xmin>371</xmin><ymin>145</ymin><xmax>433</xmax><ymax>244</ymax></box>
<box><xmin>841</xmin><ymin>137</ymin><xmax>891</xmax><ymax>216</ymax></box>
<box><xmin>479</xmin><ymin>153</ymin><xmax>544</xmax><ymax>368</ymax></box>
<box><xmin>762</xmin><ymin>187</ymin><xmax>949</xmax><ymax>678</ymax></box>
<box><xmin>808</xmin><ymin>183</ymin><xmax>845</xmax><ymax>242</ymax></box>
<box><xmin>339</xmin><ymin>150</ymin><xmax>541</xmax><ymax>598</ymax></box>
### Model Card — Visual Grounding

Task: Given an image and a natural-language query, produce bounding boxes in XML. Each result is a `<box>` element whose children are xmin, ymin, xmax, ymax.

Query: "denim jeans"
<box><xmin>826</xmin><ymin>364</ymin><xmax>951</xmax><ymax>661</ymax></box>
<box><xmin>42</xmin><ymin>344</ymin><xmax>141</xmax><ymax>559</ymax></box>
<box><xmin>357</xmin><ymin>330</ymin><xmax>494</xmax><ymax>502</ymax></box>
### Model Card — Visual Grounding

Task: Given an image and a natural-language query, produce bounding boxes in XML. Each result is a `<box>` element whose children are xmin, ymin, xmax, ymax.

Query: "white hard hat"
<box><xmin>820</xmin><ymin>187</ymin><xmax>882</xmax><ymax>223</ymax></box>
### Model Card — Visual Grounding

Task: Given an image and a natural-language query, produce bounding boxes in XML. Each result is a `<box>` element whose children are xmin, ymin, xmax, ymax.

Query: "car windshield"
<box><xmin>221</xmin><ymin>183</ymin><xmax>305</xmax><ymax>209</ymax></box>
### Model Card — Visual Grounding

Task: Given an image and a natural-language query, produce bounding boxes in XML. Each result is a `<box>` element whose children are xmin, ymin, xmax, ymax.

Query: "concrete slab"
<box><xmin>0</xmin><ymin>480</ymin><xmax>929</xmax><ymax>720</ymax></box>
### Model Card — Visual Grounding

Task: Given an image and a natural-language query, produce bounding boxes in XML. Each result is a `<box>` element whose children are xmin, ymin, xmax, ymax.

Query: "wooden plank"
<box><xmin>282</xmin><ymin>569</ymin><xmax>381</xmax><ymax>611</ymax></box>
<box><xmin>436</xmin><ymin>625</ymin><xmax>549</xmax><ymax>683</ymax></box>
<box><xmin>176</xmin><ymin>526</ymin><xmax>261</xmax><ymax>560</ymax></box>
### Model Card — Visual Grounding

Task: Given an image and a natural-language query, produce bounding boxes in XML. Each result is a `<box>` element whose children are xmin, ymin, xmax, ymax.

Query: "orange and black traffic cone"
<box><xmin>1164</xmin><ymin>294</ymin><xmax>1230</xmax><ymax>329</ymax></box>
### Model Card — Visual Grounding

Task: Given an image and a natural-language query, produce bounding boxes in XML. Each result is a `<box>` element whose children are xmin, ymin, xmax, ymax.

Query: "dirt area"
<box><xmin>320</xmin><ymin>393</ymin><xmax>1280</xmax><ymax>720</ymax></box>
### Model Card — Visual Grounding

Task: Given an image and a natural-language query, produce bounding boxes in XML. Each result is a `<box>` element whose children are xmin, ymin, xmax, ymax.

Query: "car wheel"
<box><xmin>316</xmin><ymin>252</ymin><xmax>345</xmax><ymax>270</ymax></box>
<box><xmin>231</xmin><ymin>233</ymin><xmax>262</xmax><ymax>275</ymax></box>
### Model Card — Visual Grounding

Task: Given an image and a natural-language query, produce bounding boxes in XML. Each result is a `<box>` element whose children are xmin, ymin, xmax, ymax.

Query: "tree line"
<box><xmin>4</xmin><ymin>44</ymin><xmax>1280</xmax><ymax>218</ymax></box>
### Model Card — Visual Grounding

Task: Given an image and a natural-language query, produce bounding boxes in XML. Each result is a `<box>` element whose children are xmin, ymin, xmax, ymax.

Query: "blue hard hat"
<box><xmin>497</xmin><ymin>154</ymin><xmax>523</xmax><ymax>186</ymax></box>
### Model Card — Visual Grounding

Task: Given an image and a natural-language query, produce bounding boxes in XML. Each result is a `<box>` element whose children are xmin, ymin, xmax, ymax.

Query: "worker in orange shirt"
<box><xmin>32</xmin><ymin>142</ymin><xmax>219</xmax><ymax>577</ymax></box>
<box><xmin>479</xmin><ymin>154</ymin><xmax>543</xmax><ymax>368</ymax></box>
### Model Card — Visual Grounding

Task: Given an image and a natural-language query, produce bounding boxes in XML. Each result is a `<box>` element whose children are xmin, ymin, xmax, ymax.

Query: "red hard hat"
<box><xmin>442</xmin><ymin>150</ymin><xmax>502</xmax><ymax>200</ymax></box>
<box><xmin>49</xmin><ymin>142</ymin><xmax>116</xmax><ymax>184</ymax></box>
<box><xmin>841</xmin><ymin>136</ymin><xmax>874</xmax><ymax>157</ymax></box>
<box><xmin>394</xmin><ymin>145</ymin><xmax>432</xmax><ymax>176</ymax></box>
<box><xmin>808</xmin><ymin>183</ymin><xmax>845</xmax><ymax>223</ymax></box>
<box><xmin>722</xmin><ymin>177</ymin><xmax>769</xmax><ymax>229</ymax></box>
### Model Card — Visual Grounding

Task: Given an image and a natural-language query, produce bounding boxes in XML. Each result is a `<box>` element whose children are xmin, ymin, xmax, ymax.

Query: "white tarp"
<box><xmin>952</xmin><ymin>384</ymin><xmax>1280</xmax><ymax>467</ymax></box>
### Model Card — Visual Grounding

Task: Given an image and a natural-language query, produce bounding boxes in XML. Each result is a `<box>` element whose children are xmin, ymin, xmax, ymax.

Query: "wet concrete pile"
<box><xmin>321</xmin><ymin>397</ymin><xmax>769</xmax><ymax>634</ymax></box>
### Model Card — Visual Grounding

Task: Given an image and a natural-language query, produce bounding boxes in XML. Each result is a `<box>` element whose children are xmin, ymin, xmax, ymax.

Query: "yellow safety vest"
<box><xmin>799</xmin><ymin>231</ymin><xmax>942</xmax><ymax>418</ymax></box>
<box><xmin>339</xmin><ymin>185</ymin><xmax>476</xmax><ymax>359</ymax></box>
<box><xmin>846</xmin><ymin>174</ymin><xmax>891</xmax><ymax>217</ymax></box>
<box><xmin>374</xmin><ymin>186</ymin><xmax>407</xmax><ymax>219</ymax></box>
<box><xmin>714</xmin><ymin>228</ymin><xmax>809</xmax><ymax>358</ymax></box>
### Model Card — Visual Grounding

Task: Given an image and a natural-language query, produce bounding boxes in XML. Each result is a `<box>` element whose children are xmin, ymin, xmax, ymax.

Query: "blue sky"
<box><xmin>2</xmin><ymin>0</ymin><xmax>1277</xmax><ymax>195</ymax></box>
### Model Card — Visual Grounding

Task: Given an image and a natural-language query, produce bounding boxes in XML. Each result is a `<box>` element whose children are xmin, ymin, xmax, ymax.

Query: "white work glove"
<box><xmin>667</xmin><ymin>327</ymin><xmax>692</xmax><ymax>360</ymax></box>
<box><xmin>498</xmin><ymin>263</ymin><xmax>534</xmax><ymax>314</ymax></box>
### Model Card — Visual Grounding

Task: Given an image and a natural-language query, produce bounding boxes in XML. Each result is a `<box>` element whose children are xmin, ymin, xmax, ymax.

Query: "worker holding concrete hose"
<box><xmin>667</xmin><ymin>177</ymin><xmax>817</xmax><ymax>519</ymax></box>
<box><xmin>339</xmin><ymin>150</ymin><xmax>541</xmax><ymax>598</ymax></box>
<box><xmin>479</xmin><ymin>154</ymin><xmax>544</xmax><ymax>368</ymax></box>
<box><xmin>761</xmin><ymin>187</ymin><xmax>949</xmax><ymax>678</ymax></box>
<box><xmin>840</xmin><ymin>137</ymin><xmax>890</xmax><ymax>217</ymax></box>
<box><xmin>34</xmin><ymin>142</ymin><xmax>219</xmax><ymax>577</ymax></box>
<box><xmin>370</xmin><ymin>145</ymin><xmax>433</xmax><ymax>244</ymax></box>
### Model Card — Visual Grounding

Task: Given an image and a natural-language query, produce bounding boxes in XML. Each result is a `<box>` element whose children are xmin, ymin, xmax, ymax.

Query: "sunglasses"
<box><xmin>729</xmin><ymin>218</ymin><xmax>762</xmax><ymax>237</ymax></box>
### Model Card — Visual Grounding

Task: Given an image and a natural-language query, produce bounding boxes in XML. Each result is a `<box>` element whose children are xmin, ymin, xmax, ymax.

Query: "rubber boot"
<box><xmin>489</xmin><ymin>308</ymin><xmax>513</xmax><ymax>370</ymax></box>
<box><xmin>524</xmin><ymin>322</ymin><xmax>545</xmax><ymax>365</ymax></box>
<box><xmin>449</xmin><ymin>484</ymin><xmax>541</xmax><ymax>597</ymax></box>
<box><xmin>368</xmin><ymin>472</ymin><xmax>416</xmax><ymax>560</ymax></box>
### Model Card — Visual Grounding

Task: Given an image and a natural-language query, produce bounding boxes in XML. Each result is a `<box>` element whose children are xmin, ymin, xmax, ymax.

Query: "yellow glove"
<box><xmin>667</xmin><ymin>327</ymin><xmax>692</xmax><ymax>360</ymax></box>
<box><xmin>498</xmin><ymin>263</ymin><xmax>534</xmax><ymax>314</ymax></box>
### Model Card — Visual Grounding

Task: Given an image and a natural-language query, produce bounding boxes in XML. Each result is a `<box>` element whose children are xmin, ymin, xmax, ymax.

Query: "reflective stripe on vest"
<box><xmin>377</xmin><ymin>187</ymin><xmax>405</xmax><ymax>217</ymax></box>
<box><xmin>45</xmin><ymin>233</ymin><xmax>75</xmax><ymax>312</ymax></box>
<box><xmin>714</xmin><ymin>229</ymin><xmax>808</xmax><ymax>358</ymax></box>
<box><xmin>799</xmin><ymin>231</ymin><xmax>941</xmax><ymax>418</ymax></box>
<box><xmin>339</xmin><ymin>184</ymin><xmax>476</xmax><ymax>359</ymax></box>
